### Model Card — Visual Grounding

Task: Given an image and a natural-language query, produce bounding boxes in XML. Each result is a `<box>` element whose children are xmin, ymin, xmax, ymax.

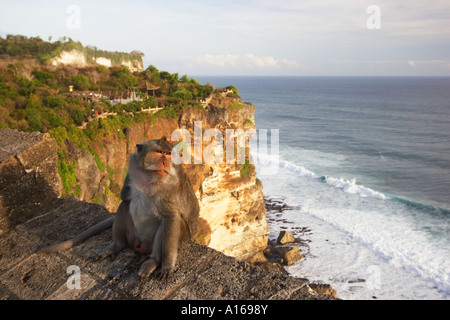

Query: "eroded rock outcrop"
<box><xmin>51</xmin><ymin>49</ymin><xmax>144</xmax><ymax>72</ymax></box>
<box><xmin>0</xmin><ymin>130</ymin><xmax>61</xmax><ymax>235</ymax></box>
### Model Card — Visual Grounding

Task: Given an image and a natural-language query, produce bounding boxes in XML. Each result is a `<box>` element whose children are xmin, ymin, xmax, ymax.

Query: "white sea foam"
<box><xmin>299</xmin><ymin>202</ymin><xmax>450</xmax><ymax>298</ymax></box>
<box><xmin>256</xmin><ymin>151</ymin><xmax>450</xmax><ymax>299</ymax></box>
<box><xmin>323</xmin><ymin>176</ymin><xmax>389</xmax><ymax>200</ymax></box>
<box><xmin>253</xmin><ymin>150</ymin><xmax>389</xmax><ymax>200</ymax></box>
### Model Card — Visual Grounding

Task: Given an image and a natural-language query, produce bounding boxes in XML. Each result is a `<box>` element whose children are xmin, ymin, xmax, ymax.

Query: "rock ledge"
<box><xmin>0</xmin><ymin>198</ymin><xmax>336</xmax><ymax>300</ymax></box>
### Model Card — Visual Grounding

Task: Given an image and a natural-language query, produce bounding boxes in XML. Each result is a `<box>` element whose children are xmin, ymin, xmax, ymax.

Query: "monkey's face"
<box><xmin>136</xmin><ymin>137</ymin><xmax>175</xmax><ymax>179</ymax></box>
<box><xmin>143</xmin><ymin>148</ymin><xmax>172</xmax><ymax>177</ymax></box>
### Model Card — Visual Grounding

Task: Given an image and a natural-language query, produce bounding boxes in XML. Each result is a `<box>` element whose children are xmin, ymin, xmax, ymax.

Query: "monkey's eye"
<box><xmin>155</xmin><ymin>150</ymin><xmax>171</xmax><ymax>156</ymax></box>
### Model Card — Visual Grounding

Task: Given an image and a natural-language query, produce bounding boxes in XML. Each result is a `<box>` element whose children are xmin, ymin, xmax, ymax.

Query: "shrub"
<box><xmin>71</xmin><ymin>109</ymin><xmax>84</xmax><ymax>126</ymax></box>
<box><xmin>240</xmin><ymin>160</ymin><xmax>253</xmax><ymax>178</ymax></box>
<box><xmin>171</xmin><ymin>87</ymin><xmax>193</xmax><ymax>100</ymax></box>
<box><xmin>71</xmin><ymin>74</ymin><xmax>90</xmax><ymax>90</ymax></box>
<box><xmin>44</xmin><ymin>95</ymin><xmax>65</xmax><ymax>109</ymax></box>
<box><xmin>26</xmin><ymin>111</ymin><xmax>43</xmax><ymax>131</ymax></box>
<box><xmin>43</xmin><ymin>110</ymin><xmax>64</xmax><ymax>128</ymax></box>
<box><xmin>231</xmin><ymin>100</ymin><xmax>243</xmax><ymax>111</ymax></box>
<box><xmin>58</xmin><ymin>159</ymin><xmax>77</xmax><ymax>195</ymax></box>
<box><xmin>32</xmin><ymin>70</ymin><xmax>54</xmax><ymax>84</ymax></box>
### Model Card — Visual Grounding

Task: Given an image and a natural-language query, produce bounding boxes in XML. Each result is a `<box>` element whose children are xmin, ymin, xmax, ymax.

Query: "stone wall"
<box><xmin>0</xmin><ymin>130</ymin><xmax>61</xmax><ymax>235</ymax></box>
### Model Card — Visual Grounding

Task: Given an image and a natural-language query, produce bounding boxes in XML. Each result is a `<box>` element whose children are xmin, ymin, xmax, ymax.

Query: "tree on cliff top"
<box><xmin>71</xmin><ymin>74</ymin><xmax>91</xmax><ymax>91</ymax></box>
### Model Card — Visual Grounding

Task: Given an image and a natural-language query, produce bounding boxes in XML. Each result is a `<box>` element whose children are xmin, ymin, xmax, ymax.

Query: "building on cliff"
<box><xmin>145</xmin><ymin>81</ymin><xmax>160</xmax><ymax>96</ymax></box>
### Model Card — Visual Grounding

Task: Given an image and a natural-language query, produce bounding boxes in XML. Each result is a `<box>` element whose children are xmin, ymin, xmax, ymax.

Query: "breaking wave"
<box><xmin>253</xmin><ymin>152</ymin><xmax>389</xmax><ymax>200</ymax></box>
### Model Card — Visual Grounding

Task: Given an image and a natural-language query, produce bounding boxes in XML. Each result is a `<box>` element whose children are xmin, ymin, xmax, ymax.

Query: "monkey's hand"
<box><xmin>95</xmin><ymin>250</ymin><xmax>117</xmax><ymax>261</ymax></box>
<box><xmin>94</xmin><ymin>244</ymin><xmax>120</xmax><ymax>262</ymax></box>
<box><xmin>156</xmin><ymin>266</ymin><xmax>174</xmax><ymax>281</ymax></box>
<box><xmin>138</xmin><ymin>258</ymin><xmax>158</xmax><ymax>280</ymax></box>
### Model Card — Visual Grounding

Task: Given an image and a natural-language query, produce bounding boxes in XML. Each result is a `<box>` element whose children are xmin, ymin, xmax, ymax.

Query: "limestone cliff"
<box><xmin>58</xmin><ymin>95</ymin><xmax>268</xmax><ymax>262</ymax></box>
<box><xmin>51</xmin><ymin>49</ymin><xmax>144</xmax><ymax>72</ymax></box>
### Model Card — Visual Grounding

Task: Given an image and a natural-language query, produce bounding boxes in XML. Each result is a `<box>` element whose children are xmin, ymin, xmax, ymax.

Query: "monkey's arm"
<box><xmin>38</xmin><ymin>216</ymin><xmax>114</xmax><ymax>254</ymax></box>
<box><xmin>120</xmin><ymin>174</ymin><xmax>133</xmax><ymax>201</ymax></box>
<box><xmin>159</xmin><ymin>214</ymin><xmax>182</xmax><ymax>279</ymax></box>
<box><xmin>180</xmin><ymin>177</ymin><xmax>200</xmax><ymax>238</ymax></box>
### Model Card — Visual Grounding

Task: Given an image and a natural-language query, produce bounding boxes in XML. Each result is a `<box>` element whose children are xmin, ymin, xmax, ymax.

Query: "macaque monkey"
<box><xmin>40</xmin><ymin>137</ymin><xmax>199</xmax><ymax>280</ymax></box>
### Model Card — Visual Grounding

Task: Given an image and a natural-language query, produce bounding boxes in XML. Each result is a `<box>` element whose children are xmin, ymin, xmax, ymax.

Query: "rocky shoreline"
<box><xmin>260</xmin><ymin>196</ymin><xmax>338</xmax><ymax>297</ymax></box>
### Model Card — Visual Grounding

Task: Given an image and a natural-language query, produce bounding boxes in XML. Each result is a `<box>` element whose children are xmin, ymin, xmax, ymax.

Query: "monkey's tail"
<box><xmin>38</xmin><ymin>217</ymin><xmax>114</xmax><ymax>254</ymax></box>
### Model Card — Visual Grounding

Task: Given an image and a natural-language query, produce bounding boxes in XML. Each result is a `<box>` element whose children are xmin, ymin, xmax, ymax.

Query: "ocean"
<box><xmin>194</xmin><ymin>76</ymin><xmax>450</xmax><ymax>300</ymax></box>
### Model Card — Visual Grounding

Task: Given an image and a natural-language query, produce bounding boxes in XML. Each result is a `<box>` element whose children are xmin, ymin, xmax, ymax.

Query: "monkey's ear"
<box><xmin>136</xmin><ymin>144</ymin><xmax>143</xmax><ymax>153</ymax></box>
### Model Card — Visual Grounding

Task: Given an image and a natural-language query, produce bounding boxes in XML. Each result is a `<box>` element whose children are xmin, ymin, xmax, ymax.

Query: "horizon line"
<box><xmin>187</xmin><ymin>74</ymin><xmax>450</xmax><ymax>78</ymax></box>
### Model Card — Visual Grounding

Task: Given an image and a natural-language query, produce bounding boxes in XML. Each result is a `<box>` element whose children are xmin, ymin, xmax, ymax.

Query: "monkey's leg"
<box><xmin>137</xmin><ymin>222</ymin><xmax>163</xmax><ymax>280</ymax></box>
<box><xmin>157</xmin><ymin>215</ymin><xmax>181</xmax><ymax>280</ymax></box>
<box><xmin>96</xmin><ymin>201</ymin><xmax>133</xmax><ymax>261</ymax></box>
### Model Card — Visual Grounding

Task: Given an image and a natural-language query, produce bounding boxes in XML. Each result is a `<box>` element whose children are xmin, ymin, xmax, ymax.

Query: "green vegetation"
<box><xmin>240</xmin><ymin>160</ymin><xmax>253</xmax><ymax>179</ymax></box>
<box><xmin>230</xmin><ymin>100</ymin><xmax>244</xmax><ymax>111</ymax></box>
<box><xmin>0</xmin><ymin>35</ymin><xmax>215</xmax><ymax>134</ymax></box>
<box><xmin>195</xmin><ymin>233</ymin><xmax>206</xmax><ymax>245</ymax></box>
<box><xmin>57</xmin><ymin>154</ymin><xmax>78</xmax><ymax>195</ymax></box>
<box><xmin>0</xmin><ymin>35</ymin><xmax>143</xmax><ymax>66</ymax></box>
<box><xmin>225</xmin><ymin>85</ymin><xmax>239</xmax><ymax>97</ymax></box>
<box><xmin>91</xmin><ymin>194</ymin><xmax>103</xmax><ymax>204</ymax></box>
<box><xmin>244</xmin><ymin>119</ymin><xmax>254</xmax><ymax>126</ymax></box>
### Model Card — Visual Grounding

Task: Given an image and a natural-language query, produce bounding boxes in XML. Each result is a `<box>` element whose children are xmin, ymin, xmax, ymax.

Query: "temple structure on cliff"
<box><xmin>66</xmin><ymin>87</ymin><xmax>144</xmax><ymax>105</ymax></box>
<box><xmin>145</xmin><ymin>81</ymin><xmax>160</xmax><ymax>96</ymax></box>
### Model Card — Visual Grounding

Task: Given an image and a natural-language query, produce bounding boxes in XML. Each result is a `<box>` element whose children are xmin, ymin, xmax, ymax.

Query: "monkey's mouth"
<box><xmin>154</xmin><ymin>170</ymin><xmax>169</xmax><ymax>177</ymax></box>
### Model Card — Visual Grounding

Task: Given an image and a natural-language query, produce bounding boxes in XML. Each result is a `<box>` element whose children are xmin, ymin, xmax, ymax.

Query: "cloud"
<box><xmin>181</xmin><ymin>53</ymin><xmax>301</xmax><ymax>71</ymax></box>
<box><xmin>408</xmin><ymin>60</ymin><xmax>417</xmax><ymax>68</ymax></box>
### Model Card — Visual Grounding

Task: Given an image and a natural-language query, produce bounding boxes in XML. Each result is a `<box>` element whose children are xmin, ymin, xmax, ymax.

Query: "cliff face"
<box><xmin>178</xmin><ymin>101</ymin><xmax>268</xmax><ymax>261</ymax></box>
<box><xmin>62</xmin><ymin>95</ymin><xmax>268</xmax><ymax>262</ymax></box>
<box><xmin>51</xmin><ymin>49</ymin><xmax>144</xmax><ymax>72</ymax></box>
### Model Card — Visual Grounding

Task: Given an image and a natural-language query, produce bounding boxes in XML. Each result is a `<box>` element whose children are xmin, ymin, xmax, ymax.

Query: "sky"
<box><xmin>0</xmin><ymin>0</ymin><xmax>449</xmax><ymax>76</ymax></box>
